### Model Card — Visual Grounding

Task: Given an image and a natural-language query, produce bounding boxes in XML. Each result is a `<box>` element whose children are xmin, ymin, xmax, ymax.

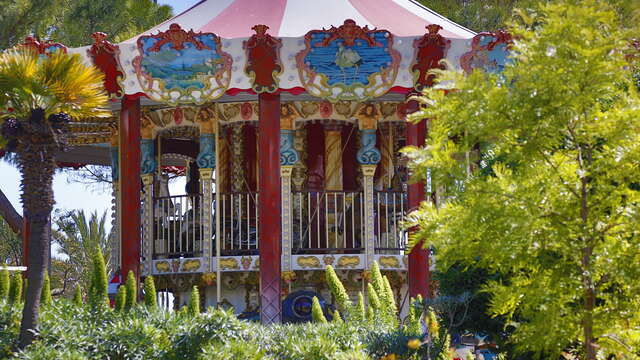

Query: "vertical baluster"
<box><xmin>393</xmin><ymin>193</ymin><xmax>397</xmax><ymax>251</ymax></box>
<box><xmin>360</xmin><ymin>193</ymin><xmax>364</xmax><ymax>247</ymax></box>
<box><xmin>246</xmin><ymin>193</ymin><xmax>249</xmax><ymax>250</ymax></box>
<box><xmin>385</xmin><ymin>192</ymin><xmax>389</xmax><ymax>251</ymax></box>
<box><xmin>324</xmin><ymin>193</ymin><xmax>328</xmax><ymax>249</ymax></box>
<box><xmin>231</xmin><ymin>193</ymin><xmax>235</xmax><ymax>251</ymax></box>
<box><xmin>307</xmin><ymin>193</ymin><xmax>311</xmax><ymax>249</ymax></box>
<box><xmin>350</xmin><ymin>193</ymin><xmax>355</xmax><ymax>249</ymax></box>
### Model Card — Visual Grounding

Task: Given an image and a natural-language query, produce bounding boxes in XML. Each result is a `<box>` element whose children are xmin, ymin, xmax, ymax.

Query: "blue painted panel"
<box><xmin>303</xmin><ymin>32</ymin><xmax>393</xmax><ymax>86</ymax></box>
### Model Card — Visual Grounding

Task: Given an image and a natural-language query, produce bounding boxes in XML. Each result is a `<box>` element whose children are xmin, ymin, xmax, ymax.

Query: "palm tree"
<box><xmin>53</xmin><ymin>209</ymin><xmax>112</xmax><ymax>292</ymax></box>
<box><xmin>0</xmin><ymin>49</ymin><xmax>108</xmax><ymax>348</ymax></box>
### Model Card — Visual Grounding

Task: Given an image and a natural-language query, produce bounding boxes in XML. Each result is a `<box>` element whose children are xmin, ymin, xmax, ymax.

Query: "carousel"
<box><xmin>20</xmin><ymin>0</ymin><xmax>512</xmax><ymax>323</ymax></box>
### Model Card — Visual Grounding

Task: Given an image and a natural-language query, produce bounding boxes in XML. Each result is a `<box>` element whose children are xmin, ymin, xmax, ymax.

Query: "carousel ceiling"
<box><xmin>36</xmin><ymin>0</ymin><xmax>513</xmax><ymax>105</ymax></box>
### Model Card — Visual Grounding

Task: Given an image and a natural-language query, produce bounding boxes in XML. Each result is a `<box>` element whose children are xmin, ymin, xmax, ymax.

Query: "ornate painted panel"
<box><xmin>21</xmin><ymin>36</ymin><xmax>67</xmax><ymax>56</ymax></box>
<box><xmin>296</xmin><ymin>20</ymin><xmax>400</xmax><ymax>102</ymax></box>
<box><xmin>460</xmin><ymin>31</ymin><xmax>513</xmax><ymax>74</ymax></box>
<box><xmin>411</xmin><ymin>24</ymin><xmax>450</xmax><ymax>91</ymax></box>
<box><xmin>133</xmin><ymin>24</ymin><xmax>232</xmax><ymax>105</ymax></box>
<box><xmin>244</xmin><ymin>25</ymin><xmax>283</xmax><ymax>93</ymax></box>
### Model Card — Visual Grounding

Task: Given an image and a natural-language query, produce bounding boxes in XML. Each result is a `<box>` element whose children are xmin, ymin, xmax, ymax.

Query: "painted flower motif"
<box><xmin>241</xmin><ymin>102</ymin><xmax>253</xmax><ymax>120</ymax></box>
<box><xmin>407</xmin><ymin>338</ymin><xmax>421</xmax><ymax>350</ymax></box>
<box><xmin>241</xmin><ymin>256</ymin><xmax>252</xmax><ymax>270</ymax></box>
<box><xmin>319</xmin><ymin>101</ymin><xmax>333</xmax><ymax>118</ymax></box>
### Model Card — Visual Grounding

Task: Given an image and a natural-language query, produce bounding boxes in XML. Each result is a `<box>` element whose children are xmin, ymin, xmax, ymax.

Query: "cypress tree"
<box><xmin>91</xmin><ymin>249</ymin><xmax>108</xmax><ymax>309</ymax></box>
<box><xmin>8</xmin><ymin>273</ymin><xmax>22</xmax><ymax>305</ymax></box>
<box><xmin>332</xmin><ymin>309</ymin><xmax>343</xmax><ymax>323</ymax></box>
<box><xmin>143</xmin><ymin>276</ymin><xmax>157</xmax><ymax>309</ymax></box>
<box><xmin>370</xmin><ymin>261</ymin><xmax>385</xmax><ymax>297</ymax></box>
<box><xmin>311</xmin><ymin>296</ymin><xmax>327</xmax><ymax>323</ymax></box>
<box><xmin>124</xmin><ymin>271</ymin><xmax>137</xmax><ymax>311</ymax></box>
<box><xmin>0</xmin><ymin>266</ymin><xmax>9</xmax><ymax>301</ymax></box>
<box><xmin>40</xmin><ymin>272</ymin><xmax>52</xmax><ymax>306</ymax></box>
<box><xmin>188</xmin><ymin>286</ymin><xmax>200</xmax><ymax>316</ymax></box>
<box><xmin>324</xmin><ymin>265</ymin><xmax>351</xmax><ymax>312</ymax></box>
<box><xmin>115</xmin><ymin>286</ymin><xmax>126</xmax><ymax>312</ymax></box>
<box><xmin>355</xmin><ymin>292</ymin><xmax>366</xmax><ymax>321</ymax></box>
<box><xmin>367</xmin><ymin>283</ymin><xmax>380</xmax><ymax>310</ymax></box>
<box><xmin>73</xmin><ymin>284</ymin><xmax>83</xmax><ymax>306</ymax></box>
<box><xmin>382</xmin><ymin>275</ymin><xmax>397</xmax><ymax>315</ymax></box>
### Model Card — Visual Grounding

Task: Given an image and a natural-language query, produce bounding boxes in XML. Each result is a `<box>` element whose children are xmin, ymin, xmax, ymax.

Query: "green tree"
<box><xmin>54</xmin><ymin>210</ymin><xmax>111</xmax><ymax>293</ymax></box>
<box><xmin>0</xmin><ymin>217</ymin><xmax>22</xmax><ymax>266</ymax></box>
<box><xmin>405</xmin><ymin>1</ymin><xmax>640</xmax><ymax>358</ymax></box>
<box><xmin>124</xmin><ymin>270</ymin><xmax>136</xmax><ymax>311</ymax></box>
<box><xmin>143</xmin><ymin>276</ymin><xmax>157</xmax><ymax>310</ymax></box>
<box><xmin>325</xmin><ymin>265</ymin><xmax>351</xmax><ymax>313</ymax></box>
<box><xmin>0</xmin><ymin>49</ymin><xmax>109</xmax><ymax>348</ymax></box>
<box><xmin>0</xmin><ymin>0</ymin><xmax>63</xmax><ymax>49</ymax></box>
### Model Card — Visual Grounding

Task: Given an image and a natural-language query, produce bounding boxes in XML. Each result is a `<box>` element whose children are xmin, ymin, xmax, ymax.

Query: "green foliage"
<box><xmin>89</xmin><ymin>249</ymin><xmax>108</xmax><ymax>310</ymax></box>
<box><xmin>0</xmin><ymin>266</ymin><xmax>9</xmax><ymax>301</ymax></box>
<box><xmin>199</xmin><ymin>340</ymin><xmax>265</xmax><ymax>360</ymax></box>
<box><xmin>8</xmin><ymin>273</ymin><xmax>22</xmax><ymax>305</ymax></box>
<box><xmin>311</xmin><ymin>296</ymin><xmax>327</xmax><ymax>323</ymax></box>
<box><xmin>369</xmin><ymin>262</ymin><xmax>385</xmax><ymax>298</ymax></box>
<box><xmin>324</xmin><ymin>265</ymin><xmax>351</xmax><ymax>313</ymax></box>
<box><xmin>188</xmin><ymin>286</ymin><xmax>200</xmax><ymax>316</ymax></box>
<box><xmin>405</xmin><ymin>0</ymin><xmax>640</xmax><ymax>358</ymax></box>
<box><xmin>407</xmin><ymin>295</ymin><xmax>423</xmax><ymax>334</ymax></box>
<box><xmin>72</xmin><ymin>284</ymin><xmax>82</xmax><ymax>307</ymax></box>
<box><xmin>53</xmin><ymin>210</ymin><xmax>112</xmax><ymax>295</ymax></box>
<box><xmin>40</xmin><ymin>272</ymin><xmax>52</xmax><ymax>306</ymax></box>
<box><xmin>114</xmin><ymin>286</ymin><xmax>126</xmax><ymax>312</ymax></box>
<box><xmin>124</xmin><ymin>271</ymin><xmax>136</xmax><ymax>311</ymax></box>
<box><xmin>0</xmin><ymin>218</ymin><xmax>22</xmax><ymax>266</ymax></box>
<box><xmin>332</xmin><ymin>310</ymin><xmax>343</xmax><ymax>323</ymax></box>
<box><xmin>144</xmin><ymin>276</ymin><xmax>157</xmax><ymax>310</ymax></box>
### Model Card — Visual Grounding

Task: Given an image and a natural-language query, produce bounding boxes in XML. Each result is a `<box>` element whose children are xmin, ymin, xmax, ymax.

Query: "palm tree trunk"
<box><xmin>0</xmin><ymin>187</ymin><xmax>22</xmax><ymax>234</ymax></box>
<box><xmin>16</xmin><ymin>111</ymin><xmax>57</xmax><ymax>349</ymax></box>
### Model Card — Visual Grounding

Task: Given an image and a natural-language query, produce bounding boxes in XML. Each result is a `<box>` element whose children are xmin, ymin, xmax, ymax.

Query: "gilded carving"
<box><xmin>355</xmin><ymin>103</ymin><xmax>379</xmax><ymax>130</ymax></box>
<box><xmin>219</xmin><ymin>257</ymin><xmax>240</xmax><ymax>270</ymax></box>
<box><xmin>378</xmin><ymin>256</ymin><xmax>401</xmax><ymax>269</ymax></box>
<box><xmin>334</xmin><ymin>101</ymin><xmax>353</xmax><ymax>118</ymax></box>
<box><xmin>299</xmin><ymin>101</ymin><xmax>319</xmax><ymax>118</ymax></box>
<box><xmin>280</xmin><ymin>103</ymin><xmax>301</xmax><ymax>130</ymax></box>
<box><xmin>181</xmin><ymin>259</ymin><xmax>201</xmax><ymax>272</ymax></box>
<box><xmin>155</xmin><ymin>261</ymin><xmax>170</xmax><ymax>273</ymax></box>
<box><xmin>297</xmin><ymin>256</ymin><xmax>321</xmax><ymax>268</ymax></box>
<box><xmin>337</xmin><ymin>256</ymin><xmax>360</xmax><ymax>268</ymax></box>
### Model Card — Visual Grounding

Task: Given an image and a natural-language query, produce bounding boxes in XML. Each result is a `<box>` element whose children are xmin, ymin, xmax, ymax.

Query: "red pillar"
<box><xmin>258</xmin><ymin>93</ymin><xmax>281</xmax><ymax>323</ymax></box>
<box><xmin>119</xmin><ymin>96</ymin><xmax>141</xmax><ymax>282</ymax></box>
<box><xmin>406</xmin><ymin>109</ymin><xmax>430</xmax><ymax>299</ymax></box>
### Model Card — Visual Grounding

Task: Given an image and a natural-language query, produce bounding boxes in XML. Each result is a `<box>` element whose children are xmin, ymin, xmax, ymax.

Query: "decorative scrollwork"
<box><xmin>244</xmin><ymin>24</ymin><xmax>283</xmax><ymax>93</ymax></box>
<box><xmin>196</xmin><ymin>133</ymin><xmax>216</xmax><ymax>169</ymax></box>
<box><xmin>87</xmin><ymin>32</ymin><xmax>124</xmax><ymax>98</ymax></box>
<box><xmin>280</xmin><ymin>130</ymin><xmax>299</xmax><ymax>166</ymax></box>
<box><xmin>412</xmin><ymin>24</ymin><xmax>451</xmax><ymax>91</ymax></box>
<box><xmin>140</xmin><ymin>139</ymin><xmax>156</xmax><ymax>174</ymax></box>
<box><xmin>357</xmin><ymin>129</ymin><xmax>381</xmax><ymax>165</ymax></box>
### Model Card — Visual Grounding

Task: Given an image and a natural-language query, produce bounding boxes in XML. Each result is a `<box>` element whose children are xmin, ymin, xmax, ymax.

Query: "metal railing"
<box><xmin>374</xmin><ymin>190</ymin><xmax>407</xmax><ymax>254</ymax></box>
<box><xmin>218</xmin><ymin>192</ymin><xmax>259</xmax><ymax>255</ymax></box>
<box><xmin>153</xmin><ymin>194</ymin><xmax>205</xmax><ymax>258</ymax></box>
<box><xmin>291</xmin><ymin>191</ymin><xmax>365</xmax><ymax>253</ymax></box>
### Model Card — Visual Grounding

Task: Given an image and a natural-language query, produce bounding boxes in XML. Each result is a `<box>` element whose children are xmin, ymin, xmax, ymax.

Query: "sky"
<box><xmin>0</xmin><ymin>0</ymin><xmax>198</xmax><ymax>234</ymax></box>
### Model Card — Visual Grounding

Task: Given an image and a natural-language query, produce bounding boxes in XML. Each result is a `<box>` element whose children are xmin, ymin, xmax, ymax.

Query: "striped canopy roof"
<box><xmin>126</xmin><ymin>0</ymin><xmax>475</xmax><ymax>41</ymax></box>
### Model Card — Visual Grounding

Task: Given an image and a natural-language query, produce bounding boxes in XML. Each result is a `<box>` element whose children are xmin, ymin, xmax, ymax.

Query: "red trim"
<box><xmin>405</xmin><ymin>101</ymin><xmax>430</xmax><ymax>299</ymax></box>
<box><xmin>412</xmin><ymin>25</ymin><xmax>450</xmax><ymax>91</ymax></box>
<box><xmin>122</xmin><ymin>86</ymin><xmax>407</xmax><ymax>98</ymax></box>
<box><xmin>244</xmin><ymin>25</ymin><xmax>283</xmax><ymax>93</ymax></box>
<box><xmin>258</xmin><ymin>93</ymin><xmax>282</xmax><ymax>324</ymax></box>
<box><xmin>87</xmin><ymin>32</ymin><xmax>124</xmax><ymax>98</ymax></box>
<box><xmin>119</xmin><ymin>97</ymin><xmax>142</xmax><ymax>283</ymax></box>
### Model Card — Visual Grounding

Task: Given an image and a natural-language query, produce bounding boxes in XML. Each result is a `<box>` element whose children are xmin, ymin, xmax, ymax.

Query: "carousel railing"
<box><xmin>152</xmin><ymin>194</ymin><xmax>205</xmax><ymax>259</ymax></box>
<box><xmin>291</xmin><ymin>191</ymin><xmax>365</xmax><ymax>254</ymax></box>
<box><xmin>218</xmin><ymin>192</ymin><xmax>259</xmax><ymax>255</ymax></box>
<box><xmin>374</xmin><ymin>190</ymin><xmax>408</xmax><ymax>254</ymax></box>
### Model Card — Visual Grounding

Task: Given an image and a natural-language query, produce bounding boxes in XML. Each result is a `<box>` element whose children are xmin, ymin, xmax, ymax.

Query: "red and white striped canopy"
<box><xmin>137</xmin><ymin>0</ymin><xmax>475</xmax><ymax>39</ymax></box>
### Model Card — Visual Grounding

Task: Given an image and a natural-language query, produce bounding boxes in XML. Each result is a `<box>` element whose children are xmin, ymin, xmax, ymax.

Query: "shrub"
<box><xmin>325</xmin><ymin>265</ymin><xmax>351</xmax><ymax>313</ymax></box>
<box><xmin>144</xmin><ymin>276</ymin><xmax>157</xmax><ymax>309</ymax></box>
<box><xmin>187</xmin><ymin>286</ymin><xmax>200</xmax><ymax>316</ymax></box>
<box><xmin>124</xmin><ymin>271</ymin><xmax>136</xmax><ymax>311</ymax></box>
<box><xmin>72</xmin><ymin>284</ymin><xmax>82</xmax><ymax>306</ymax></box>
<box><xmin>40</xmin><ymin>272</ymin><xmax>52</xmax><ymax>306</ymax></box>
<box><xmin>0</xmin><ymin>266</ymin><xmax>9</xmax><ymax>301</ymax></box>
<box><xmin>115</xmin><ymin>285</ymin><xmax>126</xmax><ymax>312</ymax></box>
<box><xmin>8</xmin><ymin>273</ymin><xmax>22</xmax><ymax>306</ymax></box>
<box><xmin>311</xmin><ymin>296</ymin><xmax>327</xmax><ymax>323</ymax></box>
<box><xmin>199</xmin><ymin>340</ymin><xmax>265</xmax><ymax>360</ymax></box>
<box><xmin>89</xmin><ymin>250</ymin><xmax>108</xmax><ymax>310</ymax></box>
